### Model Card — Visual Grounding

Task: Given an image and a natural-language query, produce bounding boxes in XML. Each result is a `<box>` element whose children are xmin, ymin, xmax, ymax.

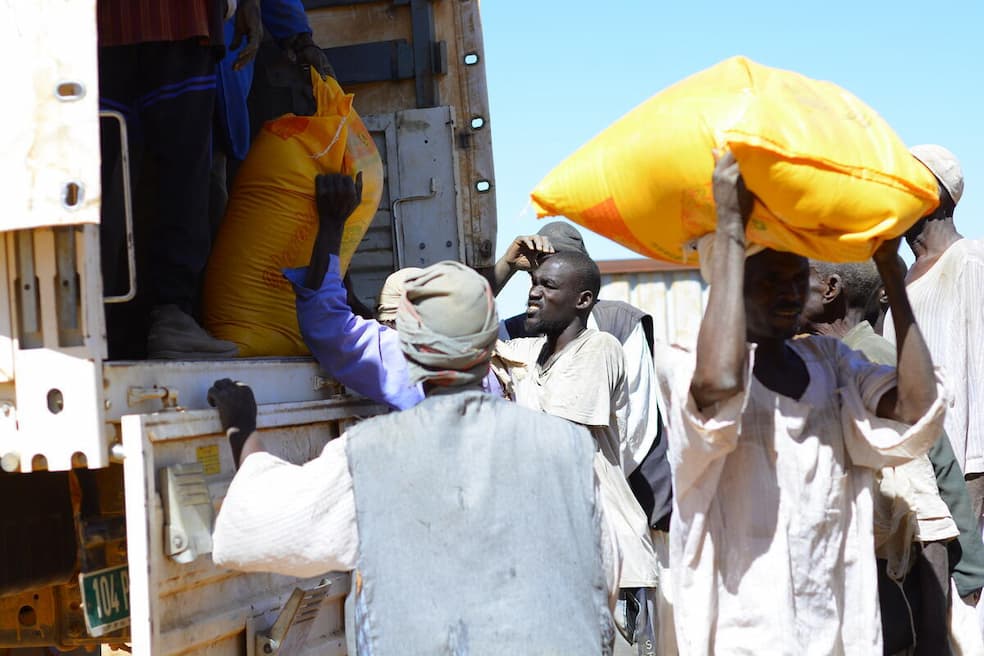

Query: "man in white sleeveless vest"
<box><xmin>210</xmin><ymin>259</ymin><xmax>619</xmax><ymax>655</ymax></box>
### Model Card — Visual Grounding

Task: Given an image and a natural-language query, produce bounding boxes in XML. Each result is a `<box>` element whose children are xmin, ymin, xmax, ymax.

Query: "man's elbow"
<box><xmin>877</xmin><ymin>386</ymin><xmax>939</xmax><ymax>424</ymax></box>
<box><xmin>690</xmin><ymin>372</ymin><xmax>742</xmax><ymax>409</ymax></box>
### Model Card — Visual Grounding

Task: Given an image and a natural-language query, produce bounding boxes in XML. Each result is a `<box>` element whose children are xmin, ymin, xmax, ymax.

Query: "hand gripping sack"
<box><xmin>530</xmin><ymin>56</ymin><xmax>940</xmax><ymax>264</ymax></box>
<box><xmin>204</xmin><ymin>70</ymin><xmax>382</xmax><ymax>356</ymax></box>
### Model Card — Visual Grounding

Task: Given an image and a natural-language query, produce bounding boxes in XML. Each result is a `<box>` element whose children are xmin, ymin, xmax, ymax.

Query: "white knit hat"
<box><xmin>910</xmin><ymin>144</ymin><xmax>964</xmax><ymax>206</ymax></box>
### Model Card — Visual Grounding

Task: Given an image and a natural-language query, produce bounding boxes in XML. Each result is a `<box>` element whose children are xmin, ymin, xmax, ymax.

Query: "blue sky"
<box><xmin>481</xmin><ymin>0</ymin><xmax>984</xmax><ymax>311</ymax></box>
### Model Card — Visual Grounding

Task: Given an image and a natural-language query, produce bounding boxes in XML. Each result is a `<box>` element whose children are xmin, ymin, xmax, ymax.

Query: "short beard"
<box><xmin>524</xmin><ymin>315</ymin><xmax>570</xmax><ymax>337</ymax></box>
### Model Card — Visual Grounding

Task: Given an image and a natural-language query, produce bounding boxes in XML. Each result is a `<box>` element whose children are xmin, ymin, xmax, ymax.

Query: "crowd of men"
<box><xmin>90</xmin><ymin>2</ymin><xmax>984</xmax><ymax>653</ymax></box>
<box><xmin>200</xmin><ymin>133</ymin><xmax>984</xmax><ymax>653</ymax></box>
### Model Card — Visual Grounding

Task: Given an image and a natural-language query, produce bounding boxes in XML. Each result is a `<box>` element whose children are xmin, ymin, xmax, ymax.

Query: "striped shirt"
<box><xmin>885</xmin><ymin>238</ymin><xmax>984</xmax><ymax>475</ymax></box>
<box><xmin>97</xmin><ymin>0</ymin><xmax>214</xmax><ymax>47</ymax></box>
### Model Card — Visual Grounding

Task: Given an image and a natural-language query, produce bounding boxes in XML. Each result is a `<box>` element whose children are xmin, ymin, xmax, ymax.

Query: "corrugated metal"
<box><xmin>600</xmin><ymin>267</ymin><xmax>708</xmax><ymax>350</ymax></box>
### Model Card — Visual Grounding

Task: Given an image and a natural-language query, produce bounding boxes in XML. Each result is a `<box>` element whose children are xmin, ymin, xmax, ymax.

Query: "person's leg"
<box><xmin>139</xmin><ymin>39</ymin><xmax>216</xmax><ymax>315</ymax></box>
<box><xmin>878</xmin><ymin>557</ymin><xmax>917</xmax><ymax>654</ymax></box>
<box><xmin>650</xmin><ymin>529</ymin><xmax>677</xmax><ymax>656</ymax></box>
<box><xmin>137</xmin><ymin>39</ymin><xmax>237</xmax><ymax>358</ymax></box>
<box><xmin>913</xmin><ymin>541</ymin><xmax>952</xmax><ymax>655</ymax></box>
<box><xmin>962</xmin><ymin>475</ymin><xmax>984</xmax><ymax>635</ymax></box>
<box><xmin>634</xmin><ymin>588</ymin><xmax>657</xmax><ymax>656</ymax></box>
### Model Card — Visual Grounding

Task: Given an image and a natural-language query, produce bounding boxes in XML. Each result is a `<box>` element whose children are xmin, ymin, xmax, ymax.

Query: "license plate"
<box><xmin>79</xmin><ymin>564</ymin><xmax>130</xmax><ymax>637</ymax></box>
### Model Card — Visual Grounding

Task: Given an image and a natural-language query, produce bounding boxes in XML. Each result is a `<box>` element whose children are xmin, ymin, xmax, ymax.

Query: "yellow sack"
<box><xmin>531</xmin><ymin>56</ymin><xmax>939</xmax><ymax>264</ymax></box>
<box><xmin>204</xmin><ymin>70</ymin><xmax>383</xmax><ymax>356</ymax></box>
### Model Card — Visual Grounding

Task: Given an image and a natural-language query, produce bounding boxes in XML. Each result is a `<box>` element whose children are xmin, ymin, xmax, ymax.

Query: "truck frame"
<box><xmin>0</xmin><ymin>1</ymin><xmax>495</xmax><ymax>653</ymax></box>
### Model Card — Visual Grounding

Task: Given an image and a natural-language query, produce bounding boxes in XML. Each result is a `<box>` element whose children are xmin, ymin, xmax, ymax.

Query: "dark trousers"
<box><xmin>878</xmin><ymin>541</ymin><xmax>953</xmax><ymax>655</ymax></box>
<box><xmin>99</xmin><ymin>39</ymin><xmax>216</xmax><ymax>314</ymax></box>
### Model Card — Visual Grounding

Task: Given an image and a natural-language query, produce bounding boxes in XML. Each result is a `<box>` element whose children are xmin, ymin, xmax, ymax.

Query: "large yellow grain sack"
<box><xmin>204</xmin><ymin>70</ymin><xmax>382</xmax><ymax>356</ymax></box>
<box><xmin>531</xmin><ymin>56</ymin><xmax>940</xmax><ymax>264</ymax></box>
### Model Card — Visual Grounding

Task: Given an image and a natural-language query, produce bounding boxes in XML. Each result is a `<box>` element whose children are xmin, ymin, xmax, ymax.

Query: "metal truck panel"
<box><xmin>306</xmin><ymin>0</ymin><xmax>496</xmax><ymax>267</ymax></box>
<box><xmin>1</xmin><ymin>225</ymin><xmax>108</xmax><ymax>472</ymax></box>
<box><xmin>598</xmin><ymin>259</ymin><xmax>708</xmax><ymax>349</ymax></box>
<box><xmin>122</xmin><ymin>397</ymin><xmax>386</xmax><ymax>654</ymax></box>
<box><xmin>1</xmin><ymin>1</ymin><xmax>101</xmax><ymax>230</ymax></box>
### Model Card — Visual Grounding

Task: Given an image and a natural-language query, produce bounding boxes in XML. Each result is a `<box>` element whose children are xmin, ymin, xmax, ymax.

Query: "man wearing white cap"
<box><xmin>655</xmin><ymin>152</ymin><xmax>946</xmax><ymax>654</ymax></box>
<box><xmin>208</xmin><ymin>259</ymin><xmax>621</xmax><ymax>655</ymax></box>
<box><xmin>886</xmin><ymin>145</ymin><xmax>984</xmax><ymax>530</ymax></box>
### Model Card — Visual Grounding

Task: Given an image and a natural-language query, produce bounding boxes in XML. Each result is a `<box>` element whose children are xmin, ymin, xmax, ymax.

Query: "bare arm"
<box><xmin>305</xmin><ymin>172</ymin><xmax>363</xmax><ymax>290</ymax></box>
<box><xmin>690</xmin><ymin>152</ymin><xmax>753</xmax><ymax>410</ymax></box>
<box><xmin>872</xmin><ymin>238</ymin><xmax>938</xmax><ymax>422</ymax></box>
<box><xmin>490</xmin><ymin>235</ymin><xmax>555</xmax><ymax>295</ymax></box>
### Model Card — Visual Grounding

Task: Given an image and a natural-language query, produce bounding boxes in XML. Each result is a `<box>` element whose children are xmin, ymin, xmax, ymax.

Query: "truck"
<box><xmin>0</xmin><ymin>0</ymin><xmax>496</xmax><ymax>653</ymax></box>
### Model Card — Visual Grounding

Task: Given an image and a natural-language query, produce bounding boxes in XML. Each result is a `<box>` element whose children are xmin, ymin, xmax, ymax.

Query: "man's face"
<box><xmin>524</xmin><ymin>258</ymin><xmax>584</xmax><ymax>336</ymax></box>
<box><xmin>743</xmin><ymin>250</ymin><xmax>810</xmax><ymax>342</ymax></box>
<box><xmin>904</xmin><ymin>217</ymin><xmax>928</xmax><ymax>251</ymax></box>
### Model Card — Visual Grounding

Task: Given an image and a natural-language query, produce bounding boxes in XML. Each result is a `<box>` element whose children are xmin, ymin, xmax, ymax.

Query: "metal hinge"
<box><xmin>160</xmin><ymin>462</ymin><xmax>214</xmax><ymax>564</ymax></box>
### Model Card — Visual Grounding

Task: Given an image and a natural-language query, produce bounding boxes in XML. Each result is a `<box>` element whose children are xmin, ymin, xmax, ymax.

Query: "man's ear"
<box><xmin>822</xmin><ymin>274</ymin><xmax>843</xmax><ymax>305</ymax></box>
<box><xmin>575</xmin><ymin>289</ymin><xmax>595</xmax><ymax>311</ymax></box>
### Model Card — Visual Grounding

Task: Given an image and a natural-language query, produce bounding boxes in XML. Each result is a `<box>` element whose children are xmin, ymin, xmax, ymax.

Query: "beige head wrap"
<box><xmin>690</xmin><ymin>233</ymin><xmax>765</xmax><ymax>284</ymax></box>
<box><xmin>910</xmin><ymin>144</ymin><xmax>963</xmax><ymax>206</ymax></box>
<box><xmin>376</xmin><ymin>267</ymin><xmax>423</xmax><ymax>322</ymax></box>
<box><xmin>396</xmin><ymin>261</ymin><xmax>499</xmax><ymax>387</ymax></box>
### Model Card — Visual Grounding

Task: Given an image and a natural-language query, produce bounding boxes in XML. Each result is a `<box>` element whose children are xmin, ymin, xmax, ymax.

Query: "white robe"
<box><xmin>654</xmin><ymin>335</ymin><xmax>947</xmax><ymax>655</ymax></box>
<box><xmin>884</xmin><ymin>238</ymin><xmax>984</xmax><ymax>476</ymax></box>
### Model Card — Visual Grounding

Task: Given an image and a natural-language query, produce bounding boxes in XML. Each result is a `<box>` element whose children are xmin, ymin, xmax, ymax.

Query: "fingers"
<box><xmin>314</xmin><ymin>52</ymin><xmax>333</xmax><ymax>81</ymax></box>
<box><xmin>315</xmin><ymin>173</ymin><xmax>363</xmax><ymax>209</ymax></box>
<box><xmin>233</xmin><ymin>39</ymin><xmax>261</xmax><ymax>71</ymax></box>
<box><xmin>207</xmin><ymin>378</ymin><xmax>243</xmax><ymax>401</ymax></box>
<box><xmin>712</xmin><ymin>149</ymin><xmax>739</xmax><ymax>180</ymax></box>
<box><xmin>532</xmin><ymin>235</ymin><xmax>555</xmax><ymax>254</ymax></box>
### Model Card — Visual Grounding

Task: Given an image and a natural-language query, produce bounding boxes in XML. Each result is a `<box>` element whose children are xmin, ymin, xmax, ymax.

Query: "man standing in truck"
<box><xmin>209</xmin><ymin>255</ymin><xmax>620</xmax><ymax>655</ymax></box>
<box><xmin>97</xmin><ymin>0</ymin><xmax>262</xmax><ymax>359</ymax></box>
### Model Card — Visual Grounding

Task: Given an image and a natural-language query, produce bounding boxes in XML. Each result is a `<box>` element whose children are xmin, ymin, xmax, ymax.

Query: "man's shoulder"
<box><xmin>578</xmin><ymin>329</ymin><xmax>623</xmax><ymax>353</ymax></box>
<box><xmin>495</xmin><ymin>335</ymin><xmax>545</xmax><ymax>364</ymax></box>
<box><xmin>592</xmin><ymin>299</ymin><xmax>649</xmax><ymax>321</ymax></box>
<box><xmin>921</xmin><ymin>238</ymin><xmax>984</xmax><ymax>283</ymax></box>
<box><xmin>591</xmin><ymin>300</ymin><xmax>652</xmax><ymax>345</ymax></box>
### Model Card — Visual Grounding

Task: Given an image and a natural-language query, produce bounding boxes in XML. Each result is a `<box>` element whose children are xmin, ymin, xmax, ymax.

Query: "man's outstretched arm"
<box><xmin>291</xmin><ymin>173</ymin><xmax>423</xmax><ymax>410</ymax></box>
<box><xmin>690</xmin><ymin>152</ymin><xmax>752</xmax><ymax>410</ymax></box>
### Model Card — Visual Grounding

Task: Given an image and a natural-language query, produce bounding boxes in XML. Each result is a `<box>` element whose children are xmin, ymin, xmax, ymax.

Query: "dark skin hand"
<box><xmin>231</xmin><ymin>0</ymin><xmax>264</xmax><ymax>72</ymax></box>
<box><xmin>284</xmin><ymin>32</ymin><xmax>335</xmax><ymax>80</ymax></box>
<box><xmin>491</xmin><ymin>234</ymin><xmax>556</xmax><ymax>295</ymax></box>
<box><xmin>207</xmin><ymin>378</ymin><xmax>260</xmax><ymax>468</ymax></box>
<box><xmin>305</xmin><ymin>172</ymin><xmax>363</xmax><ymax>290</ymax></box>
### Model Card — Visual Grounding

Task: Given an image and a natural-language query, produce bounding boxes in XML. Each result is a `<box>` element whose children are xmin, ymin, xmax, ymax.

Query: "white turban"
<box><xmin>911</xmin><ymin>144</ymin><xmax>963</xmax><ymax>206</ymax></box>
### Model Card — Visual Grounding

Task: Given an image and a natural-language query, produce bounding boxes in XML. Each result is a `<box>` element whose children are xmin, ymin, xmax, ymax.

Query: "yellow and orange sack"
<box><xmin>204</xmin><ymin>70</ymin><xmax>382</xmax><ymax>356</ymax></box>
<box><xmin>531</xmin><ymin>56</ymin><xmax>939</xmax><ymax>264</ymax></box>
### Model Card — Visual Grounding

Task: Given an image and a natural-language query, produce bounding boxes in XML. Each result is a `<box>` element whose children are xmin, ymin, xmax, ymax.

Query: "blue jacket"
<box><xmin>217</xmin><ymin>0</ymin><xmax>311</xmax><ymax>160</ymax></box>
